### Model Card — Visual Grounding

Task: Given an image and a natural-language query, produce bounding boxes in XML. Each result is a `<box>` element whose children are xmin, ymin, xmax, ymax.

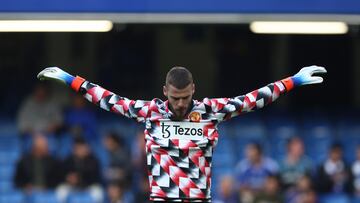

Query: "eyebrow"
<box><xmin>171</xmin><ymin>95</ymin><xmax>190</xmax><ymax>100</ymax></box>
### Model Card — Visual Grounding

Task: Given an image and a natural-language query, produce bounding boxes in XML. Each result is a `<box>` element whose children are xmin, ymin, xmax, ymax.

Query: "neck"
<box><xmin>168</xmin><ymin>101</ymin><xmax>193</xmax><ymax>120</ymax></box>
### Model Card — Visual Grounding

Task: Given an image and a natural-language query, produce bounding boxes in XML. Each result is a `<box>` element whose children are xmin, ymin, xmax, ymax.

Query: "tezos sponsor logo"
<box><xmin>160</xmin><ymin>121</ymin><xmax>204</xmax><ymax>140</ymax></box>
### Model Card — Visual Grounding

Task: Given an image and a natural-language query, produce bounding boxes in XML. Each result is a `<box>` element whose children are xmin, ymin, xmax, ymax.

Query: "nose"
<box><xmin>177</xmin><ymin>99</ymin><xmax>186</xmax><ymax>108</ymax></box>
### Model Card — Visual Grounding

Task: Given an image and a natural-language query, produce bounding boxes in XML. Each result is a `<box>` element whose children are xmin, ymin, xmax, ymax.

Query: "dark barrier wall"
<box><xmin>1</xmin><ymin>0</ymin><xmax>360</xmax><ymax>13</ymax></box>
<box><xmin>0</xmin><ymin>24</ymin><xmax>357</xmax><ymax>117</ymax></box>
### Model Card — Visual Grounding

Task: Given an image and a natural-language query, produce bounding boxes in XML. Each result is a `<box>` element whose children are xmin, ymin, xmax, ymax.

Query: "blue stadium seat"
<box><xmin>214</xmin><ymin>134</ymin><xmax>234</xmax><ymax>153</ymax></box>
<box><xmin>213</xmin><ymin>151</ymin><xmax>236</xmax><ymax>168</ymax></box>
<box><xmin>352</xmin><ymin>196</ymin><xmax>360</xmax><ymax>203</ymax></box>
<box><xmin>0</xmin><ymin>180</ymin><xmax>14</xmax><ymax>192</ymax></box>
<box><xmin>0</xmin><ymin>120</ymin><xmax>18</xmax><ymax>135</ymax></box>
<box><xmin>29</xmin><ymin>191</ymin><xmax>60</xmax><ymax>203</ymax></box>
<box><xmin>0</xmin><ymin>165</ymin><xmax>15</xmax><ymax>181</ymax></box>
<box><xmin>0</xmin><ymin>151</ymin><xmax>21</xmax><ymax>165</ymax></box>
<box><xmin>0</xmin><ymin>191</ymin><xmax>25</xmax><ymax>203</ymax></box>
<box><xmin>233</xmin><ymin>121</ymin><xmax>267</xmax><ymax>160</ymax></box>
<box><xmin>336</xmin><ymin>125</ymin><xmax>360</xmax><ymax>162</ymax></box>
<box><xmin>98</xmin><ymin>119</ymin><xmax>139</xmax><ymax>140</ymax></box>
<box><xmin>302</xmin><ymin>124</ymin><xmax>334</xmax><ymax>165</ymax></box>
<box><xmin>56</xmin><ymin>133</ymin><xmax>73</xmax><ymax>160</ymax></box>
<box><xmin>267</xmin><ymin>125</ymin><xmax>298</xmax><ymax>161</ymax></box>
<box><xmin>67</xmin><ymin>192</ymin><xmax>96</xmax><ymax>203</ymax></box>
<box><xmin>213</xmin><ymin>145</ymin><xmax>236</xmax><ymax>167</ymax></box>
<box><xmin>92</xmin><ymin>144</ymin><xmax>109</xmax><ymax>169</ymax></box>
<box><xmin>0</xmin><ymin>134</ymin><xmax>20</xmax><ymax>153</ymax></box>
<box><xmin>320</xmin><ymin>194</ymin><xmax>351</xmax><ymax>203</ymax></box>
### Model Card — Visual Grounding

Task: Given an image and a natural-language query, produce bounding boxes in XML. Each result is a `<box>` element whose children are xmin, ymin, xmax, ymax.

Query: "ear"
<box><xmin>163</xmin><ymin>85</ymin><xmax>167</xmax><ymax>97</ymax></box>
<box><xmin>192</xmin><ymin>83</ymin><xmax>195</xmax><ymax>94</ymax></box>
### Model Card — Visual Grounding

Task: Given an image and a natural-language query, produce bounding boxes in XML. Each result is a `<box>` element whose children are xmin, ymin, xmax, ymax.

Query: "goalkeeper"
<box><xmin>38</xmin><ymin>65</ymin><xmax>326</xmax><ymax>202</ymax></box>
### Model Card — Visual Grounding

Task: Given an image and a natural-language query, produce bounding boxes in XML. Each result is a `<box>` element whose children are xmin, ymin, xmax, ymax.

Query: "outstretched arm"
<box><xmin>37</xmin><ymin>67</ymin><xmax>150</xmax><ymax>122</ymax></box>
<box><xmin>205</xmin><ymin>65</ymin><xmax>327</xmax><ymax>120</ymax></box>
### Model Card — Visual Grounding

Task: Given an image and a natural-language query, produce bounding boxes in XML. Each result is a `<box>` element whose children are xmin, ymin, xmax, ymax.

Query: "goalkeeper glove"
<box><xmin>281</xmin><ymin>65</ymin><xmax>327</xmax><ymax>90</ymax></box>
<box><xmin>37</xmin><ymin>67</ymin><xmax>85</xmax><ymax>91</ymax></box>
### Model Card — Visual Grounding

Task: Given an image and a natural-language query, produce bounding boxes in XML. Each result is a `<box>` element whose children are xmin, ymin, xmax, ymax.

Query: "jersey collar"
<box><xmin>165</xmin><ymin>100</ymin><xmax>195</xmax><ymax>121</ymax></box>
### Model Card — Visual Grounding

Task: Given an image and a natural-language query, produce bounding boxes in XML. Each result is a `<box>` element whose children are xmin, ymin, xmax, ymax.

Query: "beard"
<box><xmin>172</xmin><ymin>108</ymin><xmax>187</xmax><ymax>120</ymax></box>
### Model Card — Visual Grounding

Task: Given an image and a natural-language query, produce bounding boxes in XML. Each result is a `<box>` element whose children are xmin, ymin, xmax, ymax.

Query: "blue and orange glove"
<box><xmin>281</xmin><ymin>65</ymin><xmax>327</xmax><ymax>91</ymax></box>
<box><xmin>37</xmin><ymin>67</ymin><xmax>85</xmax><ymax>92</ymax></box>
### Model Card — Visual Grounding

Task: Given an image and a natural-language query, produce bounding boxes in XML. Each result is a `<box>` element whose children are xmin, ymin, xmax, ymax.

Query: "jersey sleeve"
<box><xmin>71</xmin><ymin>77</ymin><xmax>150</xmax><ymax>123</ymax></box>
<box><xmin>204</xmin><ymin>78</ymin><xmax>293</xmax><ymax>121</ymax></box>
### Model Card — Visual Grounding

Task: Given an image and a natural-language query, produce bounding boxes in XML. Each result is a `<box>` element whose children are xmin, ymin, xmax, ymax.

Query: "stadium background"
<box><xmin>0</xmin><ymin>0</ymin><xmax>360</xmax><ymax>202</ymax></box>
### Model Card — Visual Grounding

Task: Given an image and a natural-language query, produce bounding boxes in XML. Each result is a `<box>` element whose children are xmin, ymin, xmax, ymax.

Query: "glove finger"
<box><xmin>37</xmin><ymin>69</ymin><xmax>48</xmax><ymax>79</ymax></box>
<box><xmin>300</xmin><ymin>65</ymin><xmax>324</xmax><ymax>74</ymax></box>
<box><xmin>307</xmin><ymin>76</ymin><xmax>324</xmax><ymax>84</ymax></box>
<box><xmin>311</xmin><ymin>66</ymin><xmax>327</xmax><ymax>75</ymax></box>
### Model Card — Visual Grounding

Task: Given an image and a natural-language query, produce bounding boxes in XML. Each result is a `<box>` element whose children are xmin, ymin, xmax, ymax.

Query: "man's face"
<box><xmin>74</xmin><ymin>143</ymin><xmax>90</xmax><ymax>159</ymax></box>
<box><xmin>288</xmin><ymin>138</ymin><xmax>304</xmax><ymax>157</ymax></box>
<box><xmin>163</xmin><ymin>83</ymin><xmax>195</xmax><ymax>119</ymax></box>
<box><xmin>246</xmin><ymin>145</ymin><xmax>261</xmax><ymax>163</ymax></box>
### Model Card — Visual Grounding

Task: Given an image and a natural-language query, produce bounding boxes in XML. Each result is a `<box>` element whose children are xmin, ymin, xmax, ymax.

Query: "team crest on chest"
<box><xmin>189</xmin><ymin>111</ymin><xmax>201</xmax><ymax>122</ymax></box>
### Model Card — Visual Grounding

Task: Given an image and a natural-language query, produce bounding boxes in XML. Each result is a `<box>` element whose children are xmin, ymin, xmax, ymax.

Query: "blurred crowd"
<box><xmin>15</xmin><ymin>84</ymin><xmax>149</xmax><ymax>203</ymax></box>
<box><xmin>213</xmin><ymin>138</ymin><xmax>359</xmax><ymax>203</ymax></box>
<box><xmin>11</xmin><ymin>84</ymin><xmax>360</xmax><ymax>203</ymax></box>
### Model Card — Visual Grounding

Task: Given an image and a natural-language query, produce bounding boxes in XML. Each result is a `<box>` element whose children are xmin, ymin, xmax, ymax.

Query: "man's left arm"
<box><xmin>205</xmin><ymin>65</ymin><xmax>326</xmax><ymax>120</ymax></box>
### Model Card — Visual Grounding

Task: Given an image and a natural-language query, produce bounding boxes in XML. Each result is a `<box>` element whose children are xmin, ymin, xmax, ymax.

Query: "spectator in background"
<box><xmin>316</xmin><ymin>143</ymin><xmax>353</xmax><ymax>194</ymax></box>
<box><xmin>14</xmin><ymin>134</ymin><xmax>61</xmax><ymax>192</ymax></box>
<box><xmin>106</xmin><ymin>182</ymin><xmax>134</xmax><ymax>203</ymax></box>
<box><xmin>286</xmin><ymin>175</ymin><xmax>317</xmax><ymax>203</ymax></box>
<box><xmin>17</xmin><ymin>83</ymin><xmax>63</xmax><ymax>135</ymax></box>
<box><xmin>131</xmin><ymin>131</ymin><xmax>147</xmax><ymax>172</ymax></box>
<box><xmin>279</xmin><ymin>136</ymin><xmax>313</xmax><ymax>190</ymax></box>
<box><xmin>103</xmin><ymin>132</ymin><xmax>130</xmax><ymax>185</ymax></box>
<box><xmin>253</xmin><ymin>175</ymin><xmax>283</xmax><ymax>203</ymax></box>
<box><xmin>235</xmin><ymin>142</ymin><xmax>279</xmax><ymax>203</ymax></box>
<box><xmin>131</xmin><ymin>131</ymin><xmax>147</xmax><ymax>187</ymax></box>
<box><xmin>352</xmin><ymin>146</ymin><xmax>360</xmax><ymax>197</ymax></box>
<box><xmin>213</xmin><ymin>175</ymin><xmax>239</xmax><ymax>203</ymax></box>
<box><xmin>133</xmin><ymin>175</ymin><xmax>151</xmax><ymax>203</ymax></box>
<box><xmin>64</xmin><ymin>93</ymin><xmax>97</xmax><ymax>142</ymax></box>
<box><xmin>56</xmin><ymin>137</ymin><xmax>103</xmax><ymax>203</ymax></box>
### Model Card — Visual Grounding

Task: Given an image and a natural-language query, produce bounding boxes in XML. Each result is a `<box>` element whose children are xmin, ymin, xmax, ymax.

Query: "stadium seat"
<box><xmin>214</xmin><ymin>134</ymin><xmax>234</xmax><ymax>153</ymax></box>
<box><xmin>213</xmin><ymin>151</ymin><xmax>236</xmax><ymax>168</ymax></box>
<box><xmin>302</xmin><ymin>124</ymin><xmax>334</xmax><ymax>165</ymax></box>
<box><xmin>336</xmin><ymin>125</ymin><xmax>360</xmax><ymax>162</ymax></box>
<box><xmin>234</xmin><ymin>128</ymin><xmax>267</xmax><ymax>160</ymax></box>
<box><xmin>320</xmin><ymin>193</ymin><xmax>351</xmax><ymax>203</ymax></box>
<box><xmin>29</xmin><ymin>191</ymin><xmax>60</xmax><ymax>203</ymax></box>
<box><xmin>0</xmin><ymin>150</ymin><xmax>20</xmax><ymax>165</ymax></box>
<box><xmin>0</xmin><ymin>180</ymin><xmax>14</xmax><ymax>192</ymax></box>
<box><xmin>267</xmin><ymin>125</ymin><xmax>298</xmax><ymax>161</ymax></box>
<box><xmin>67</xmin><ymin>192</ymin><xmax>97</xmax><ymax>203</ymax></box>
<box><xmin>0</xmin><ymin>191</ymin><xmax>25</xmax><ymax>203</ymax></box>
<box><xmin>0</xmin><ymin>165</ymin><xmax>15</xmax><ymax>181</ymax></box>
<box><xmin>352</xmin><ymin>196</ymin><xmax>360</xmax><ymax>203</ymax></box>
<box><xmin>0</xmin><ymin>135</ymin><xmax>20</xmax><ymax>153</ymax></box>
<box><xmin>0</xmin><ymin>120</ymin><xmax>18</xmax><ymax>135</ymax></box>
<box><xmin>56</xmin><ymin>133</ymin><xmax>73</xmax><ymax>160</ymax></box>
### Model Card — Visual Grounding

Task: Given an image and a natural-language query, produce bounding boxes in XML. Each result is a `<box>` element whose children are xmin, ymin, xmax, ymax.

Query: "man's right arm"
<box><xmin>37</xmin><ymin>67</ymin><xmax>150</xmax><ymax>122</ymax></box>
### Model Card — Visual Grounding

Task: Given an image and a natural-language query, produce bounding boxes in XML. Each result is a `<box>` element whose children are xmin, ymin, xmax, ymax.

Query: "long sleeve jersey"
<box><xmin>70</xmin><ymin>76</ymin><xmax>294</xmax><ymax>202</ymax></box>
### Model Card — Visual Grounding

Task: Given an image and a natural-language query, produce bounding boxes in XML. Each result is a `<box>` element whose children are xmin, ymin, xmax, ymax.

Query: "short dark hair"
<box><xmin>74</xmin><ymin>136</ymin><xmax>87</xmax><ymax>145</ymax></box>
<box><xmin>106</xmin><ymin>131</ymin><xmax>124</xmax><ymax>147</ymax></box>
<box><xmin>165</xmin><ymin>66</ymin><xmax>193</xmax><ymax>89</ymax></box>
<box><xmin>330</xmin><ymin>142</ymin><xmax>343</xmax><ymax>151</ymax></box>
<box><xmin>248</xmin><ymin>142</ymin><xmax>263</xmax><ymax>154</ymax></box>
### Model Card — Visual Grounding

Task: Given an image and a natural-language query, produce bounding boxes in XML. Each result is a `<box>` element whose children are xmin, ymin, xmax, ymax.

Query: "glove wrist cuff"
<box><xmin>281</xmin><ymin>77</ymin><xmax>295</xmax><ymax>91</ymax></box>
<box><xmin>71</xmin><ymin>76</ymin><xmax>85</xmax><ymax>92</ymax></box>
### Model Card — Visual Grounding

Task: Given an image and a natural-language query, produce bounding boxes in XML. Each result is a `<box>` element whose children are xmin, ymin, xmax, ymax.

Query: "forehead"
<box><xmin>166</xmin><ymin>84</ymin><xmax>193</xmax><ymax>95</ymax></box>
